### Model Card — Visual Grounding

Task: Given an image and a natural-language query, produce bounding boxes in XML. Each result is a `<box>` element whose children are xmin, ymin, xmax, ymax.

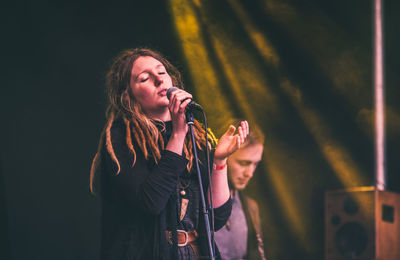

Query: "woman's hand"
<box><xmin>214</xmin><ymin>121</ymin><xmax>249</xmax><ymax>164</ymax></box>
<box><xmin>167</xmin><ymin>88</ymin><xmax>192</xmax><ymax>136</ymax></box>
<box><xmin>211</xmin><ymin>121</ymin><xmax>249</xmax><ymax>207</ymax></box>
<box><xmin>165</xmin><ymin>88</ymin><xmax>192</xmax><ymax>155</ymax></box>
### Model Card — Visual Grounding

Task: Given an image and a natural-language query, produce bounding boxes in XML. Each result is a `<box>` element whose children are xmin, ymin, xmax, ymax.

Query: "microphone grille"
<box><xmin>166</xmin><ymin>86</ymin><xmax>178</xmax><ymax>99</ymax></box>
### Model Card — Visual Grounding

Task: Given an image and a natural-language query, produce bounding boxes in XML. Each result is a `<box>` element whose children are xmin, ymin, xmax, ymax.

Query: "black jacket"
<box><xmin>99</xmin><ymin>119</ymin><xmax>232</xmax><ymax>259</ymax></box>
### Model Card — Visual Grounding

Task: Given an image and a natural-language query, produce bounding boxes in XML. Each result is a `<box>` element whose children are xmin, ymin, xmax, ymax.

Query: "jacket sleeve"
<box><xmin>102</xmin><ymin>120</ymin><xmax>188</xmax><ymax>215</ymax></box>
<box><xmin>213</xmin><ymin>198</ymin><xmax>232</xmax><ymax>231</ymax></box>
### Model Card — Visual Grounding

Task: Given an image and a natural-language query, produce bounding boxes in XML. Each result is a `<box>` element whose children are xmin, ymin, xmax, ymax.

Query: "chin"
<box><xmin>235</xmin><ymin>185</ymin><xmax>246</xmax><ymax>191</ymax></box>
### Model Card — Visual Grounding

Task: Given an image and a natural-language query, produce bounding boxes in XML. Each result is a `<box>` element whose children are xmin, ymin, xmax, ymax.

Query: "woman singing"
<box><xmin>90</xmin><ymin>48</ymin><xmax>249</xmax><ymax>260</ymax></box>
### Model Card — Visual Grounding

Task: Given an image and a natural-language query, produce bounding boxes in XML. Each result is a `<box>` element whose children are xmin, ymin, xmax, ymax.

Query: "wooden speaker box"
<box><xmin>325</xmin><ymin>187</ymin><xmax>400</xmax><ymax>260</ymax></box>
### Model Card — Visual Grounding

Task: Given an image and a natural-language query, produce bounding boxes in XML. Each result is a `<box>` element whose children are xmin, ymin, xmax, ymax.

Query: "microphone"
<box><xmin>166</xmin><ymin>87</ymin><xmax>203</xmax><ymax>111</ymax></box>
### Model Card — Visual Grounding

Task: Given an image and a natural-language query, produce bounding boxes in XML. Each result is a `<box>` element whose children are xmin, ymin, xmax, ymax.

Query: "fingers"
<box><xmin>238</xmin><ymin>125</ymin><xmax>245</xmax><ymax>144</ymax></box>
<box><xmin>224</xmin><ymin>125</ymin><xmax>236</xmax><ymax>136</ymax></box>
<box><xmin>168</xmin><ymin>89</ymin><xmax>192</xmax><ymax>114</ymax></box>
<box><xmin>243</xmin><ymin>120</ymin><xmax>249</xmax><ymax>136</ymax></box>
<box><xmin>179</xmin><ymin>98</ymin><xmax>192</xmax><ymax>113</ymax></box>
<box><xmin>237</xmin><ymin>120</ymin><xmax>249</xmax><ymax>147</ymax></box>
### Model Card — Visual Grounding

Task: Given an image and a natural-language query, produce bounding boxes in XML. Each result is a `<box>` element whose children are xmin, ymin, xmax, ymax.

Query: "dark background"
<box><xmin>1</xmin><ymin>0</ymin><xmax>399</xmax><ymax>259</ymax></box>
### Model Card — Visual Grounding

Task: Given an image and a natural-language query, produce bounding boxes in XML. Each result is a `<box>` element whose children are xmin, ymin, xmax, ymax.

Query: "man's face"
<box><xmin>227</xmin><ymin>143</ymin><xmax>264</xmax><ymax>190</ymax></box>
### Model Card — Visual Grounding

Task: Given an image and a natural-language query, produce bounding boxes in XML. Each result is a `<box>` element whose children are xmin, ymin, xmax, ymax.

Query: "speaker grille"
<box><xmin>334</xmin><ymin>222</ymin><xmax>368</xmax><ymax>257</ymax></box>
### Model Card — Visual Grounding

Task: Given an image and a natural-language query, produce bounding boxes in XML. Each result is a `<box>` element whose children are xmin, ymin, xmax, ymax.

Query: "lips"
<box><xmin>158</xmin><ymin>88</ymin><xmax>168</xmax><ymax>96</ymax></box>
<box><xmin>237</xmin><ymin>178</ymin><xmax>248</xmax><ymax>185</ymax></box>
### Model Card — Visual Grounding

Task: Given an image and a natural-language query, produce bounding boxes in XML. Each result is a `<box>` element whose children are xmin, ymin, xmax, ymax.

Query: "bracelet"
<box><xmin>213</xmin><ymin>163</ymin><xmax>226</xmax><ymax>170</ymax></box>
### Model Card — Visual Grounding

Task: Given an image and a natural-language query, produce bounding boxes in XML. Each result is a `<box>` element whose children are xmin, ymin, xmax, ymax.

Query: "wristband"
<box><xmin>213</xmin><ymin>163</ymin><xmax>226</xmax><ymax>170</ymax></box>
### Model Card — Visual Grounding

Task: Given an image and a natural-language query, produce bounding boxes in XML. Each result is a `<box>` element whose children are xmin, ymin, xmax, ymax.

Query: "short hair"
<box><xmin>243</xmin><ymin>122</ymin><xmax>265</xmax><ymax>148</ymax></box>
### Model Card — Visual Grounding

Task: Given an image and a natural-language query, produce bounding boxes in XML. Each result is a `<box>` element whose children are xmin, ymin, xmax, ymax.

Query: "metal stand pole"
<box><xmin>186</xmin><ymin>110</ymin><xmax>215</xmax><ymax>260</ymax></box>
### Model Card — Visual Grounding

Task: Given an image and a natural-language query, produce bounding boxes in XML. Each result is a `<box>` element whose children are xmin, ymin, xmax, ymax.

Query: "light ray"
<box><xmin>168</xmin><ymin>0</ymin><xmax>233</xmax><ymax>130</ymax></box>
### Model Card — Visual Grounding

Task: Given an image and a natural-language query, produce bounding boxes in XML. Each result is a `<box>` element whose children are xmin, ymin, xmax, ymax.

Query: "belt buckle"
<box><xmin>177</xmin><ymin>229</ymin><xmax>189</xmax><ymax>247</ymax></box>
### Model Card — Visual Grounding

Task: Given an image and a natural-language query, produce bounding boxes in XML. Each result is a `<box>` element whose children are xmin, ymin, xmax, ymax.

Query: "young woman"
<box><xmin>90</xmin><ymin>48</ymin><xmax>249</xmax><ymax>260</ymax></box>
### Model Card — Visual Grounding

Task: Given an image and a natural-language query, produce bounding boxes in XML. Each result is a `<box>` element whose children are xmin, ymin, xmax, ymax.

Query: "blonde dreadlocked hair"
<box><xmin>90</xmin><ymin>48</ymin><xmax>215</xmax><ymax>193</ymax></box>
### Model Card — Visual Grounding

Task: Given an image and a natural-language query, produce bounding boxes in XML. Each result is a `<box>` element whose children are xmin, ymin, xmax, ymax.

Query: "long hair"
<box><xmin>90</xmin><ymin>48</ymin><xmax>214</xmax><ymax>193</ymax></box>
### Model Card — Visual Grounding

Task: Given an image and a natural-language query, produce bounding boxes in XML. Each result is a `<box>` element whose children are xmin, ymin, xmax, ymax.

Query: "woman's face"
<box><xmin>129</xmin><ymin>56</ymin><xmax>173</xmax><ymax>119</ymax></box>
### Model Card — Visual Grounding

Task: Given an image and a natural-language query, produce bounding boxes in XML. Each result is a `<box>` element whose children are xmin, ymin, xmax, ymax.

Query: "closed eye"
<box><xmin>237</xmin><ymin>160</ymin><xmax>251</xmax><ymax>166</ymax></box>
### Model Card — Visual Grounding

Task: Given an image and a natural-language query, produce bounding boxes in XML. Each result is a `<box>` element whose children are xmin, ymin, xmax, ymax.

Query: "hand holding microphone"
<box><xmin>166</xmin><ymin>87</ymin><xmax>203</xmax><ymax>112</ymax></box>
<box><xmin>165</xmin><ymin>87</ymin><xmax>203</xmax><ymax>142</ymax></box>
<box><xmin>163</xmin><ymin>87</ymin><xmax>194</xmax><ymax>141</ymax></box>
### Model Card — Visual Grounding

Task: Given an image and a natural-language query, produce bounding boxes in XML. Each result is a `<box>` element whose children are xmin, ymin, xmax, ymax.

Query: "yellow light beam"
<box><xmin>168</xmin><ymin>0</ymin><xmax>233</xmax><ymax>131</ymax></box>
<box><xmin>228</xmin><ymin>0</ymin><xmax>280</xmax><ymax>67</ymax></box>
<box><xmin>262</xmin><ymin>0</ymin><xmax>370</xmax><ymax>109</ymax></box>
<box><xmin>280</xmin><ymin>79</ymin><xmax>368</xmax><ymax>188</ymax></box>
<box><xmin>262</xmin><ymin>0</ymin><xmax>400</xmax><ymax>138</ymax></box>
<box><xmin>228</xmin><ymin>0</ymin><xmax>368</xmax><ymax>188</ymax></box>
<box><xmin>193</xmin><ymin>0</ymin><xmax>279</xmax><ymax>120</ymax></box>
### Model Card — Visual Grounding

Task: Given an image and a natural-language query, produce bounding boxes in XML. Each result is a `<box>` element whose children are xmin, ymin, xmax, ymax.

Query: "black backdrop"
<box><xmin>1</xmin><ymin>0</ymin><xmax>399</xmax><ymax>259</ymax></box>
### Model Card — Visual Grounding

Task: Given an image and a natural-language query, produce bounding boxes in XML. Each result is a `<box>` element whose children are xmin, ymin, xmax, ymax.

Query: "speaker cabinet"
<box><xmin>325</xmin><ymin>187</ymin><xmax>400</xmax><ymax>260</ymax></box>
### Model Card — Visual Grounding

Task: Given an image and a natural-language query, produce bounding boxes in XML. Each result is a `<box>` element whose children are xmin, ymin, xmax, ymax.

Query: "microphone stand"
<box><xmin>186</xmin><ymin>110</ymin><xmax>215</xmax><ymax>260</ymax></box>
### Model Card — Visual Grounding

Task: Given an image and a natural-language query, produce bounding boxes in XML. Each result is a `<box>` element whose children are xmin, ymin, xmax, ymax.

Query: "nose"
<box><xmin>154</xmin><ymin>75</ymin><xmax>163</xmax><ymax>87</ymax></box>
<box><xmin>243</xmin><ymin>166</ymin><xmax>255</xmax><ymax>178</ymax></box>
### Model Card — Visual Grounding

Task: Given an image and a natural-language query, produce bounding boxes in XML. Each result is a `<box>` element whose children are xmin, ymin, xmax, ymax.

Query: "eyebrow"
<box><xmin>238</xmin><ymin>159</ymin><xmax>260</xmax><ymax>164</ymax></box>
<box><xmin>135</xmin><ymin>64</ymin><xmax>165</xmax><ymax>80</ymax></box>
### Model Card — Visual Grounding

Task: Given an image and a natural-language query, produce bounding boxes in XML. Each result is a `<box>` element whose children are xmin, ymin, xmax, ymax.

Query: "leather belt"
<box><xmin>166</xmin><ymin>229</ymin><xmax>198</xmax><ymax>247</ymax></box>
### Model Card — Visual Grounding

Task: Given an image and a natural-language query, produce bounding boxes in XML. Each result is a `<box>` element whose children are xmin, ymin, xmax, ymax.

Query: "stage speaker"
<box><xmin>325</xmin><ymin>186</ymin><xmax>400</xmax><ymax>260</ymax></box>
